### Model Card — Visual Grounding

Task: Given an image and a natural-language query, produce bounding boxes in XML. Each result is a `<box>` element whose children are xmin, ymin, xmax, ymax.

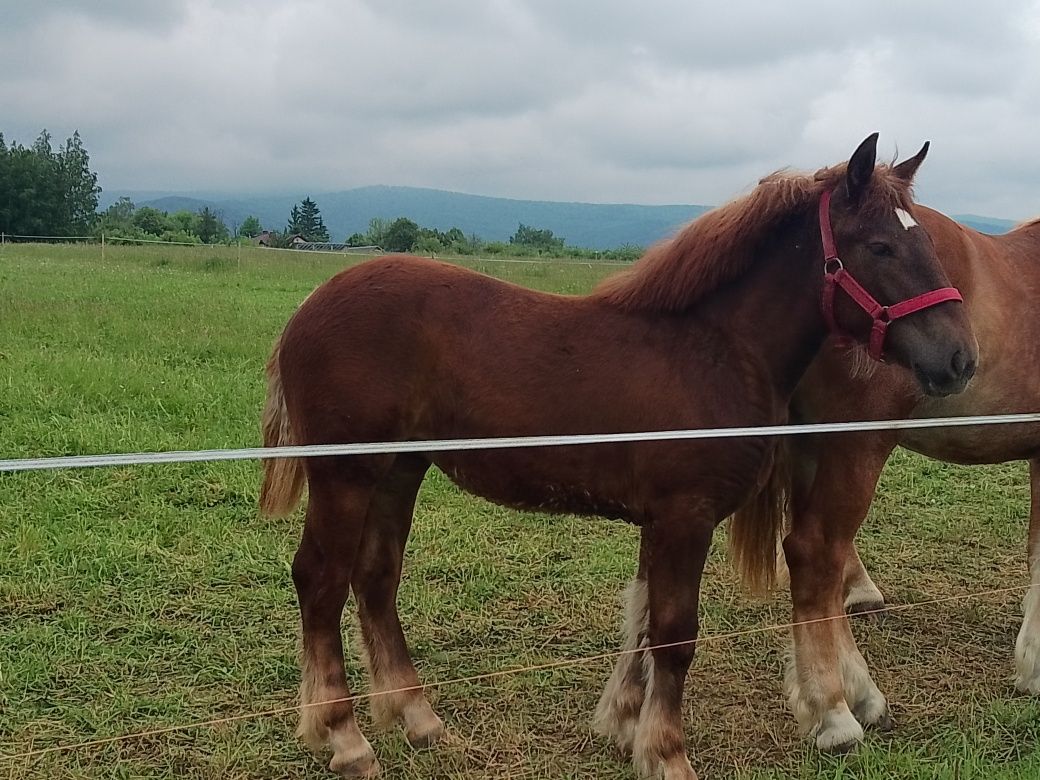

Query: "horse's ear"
<box><xmin>845</xmin><ymin>132</ymin><xmax>879</xmax><ymax>203</ymax></box>
<box><xmin>892</xmin><ymin>141</ymin><xmax>930</xmax><ymax>182</ymax></box>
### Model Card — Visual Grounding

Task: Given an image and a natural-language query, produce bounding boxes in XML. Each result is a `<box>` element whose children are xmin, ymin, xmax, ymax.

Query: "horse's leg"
<box><xmin>1015</xmin><ymin>458</ymin><xmax>1040</xmax><ymax>692</ymax></box>
<box><xmin>593</xmin><ymin>533</ymin><xmax>651</xmax><ymax>754</ymax></box>
<box><xmin>842</xmin><ymin>543</ymin><xmax>886</xmax><ymax>615</ymax></box>
<box><xmin>353</xmin><ymin>455</ymin><xmax>445</xmax><ymax>748</ymax></box>
<box><xmin>784</xmin><ymin>436</ymin><xmax>894</xmax><ymax>753</ymax></box>
<box><xmin>293</xmin><ymin>457</ymin><xmax>388</xmax><ymax>778</ymax></box>
<box><xmin>632</xmin><ymin>505</ymin><xmax>715</xmax><ymax>780</ymax></box>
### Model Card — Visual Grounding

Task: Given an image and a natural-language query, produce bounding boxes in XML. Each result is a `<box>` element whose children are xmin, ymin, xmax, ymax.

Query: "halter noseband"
<box><xmin>818</xmin><ymin>189</ymin><xmax>962</xmax><ymax>361</ymax></box>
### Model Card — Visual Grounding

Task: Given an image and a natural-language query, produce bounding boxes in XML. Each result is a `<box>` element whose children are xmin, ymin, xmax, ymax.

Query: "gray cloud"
<box><xmin>0</xmin><ymin>0</ymin><xmax>187</xmax><ymax>32</ymax></box>
<box><xmin>1</xmin><ymin>0</ymin><xmax>1038</xmax><ymax>218</ymax></box>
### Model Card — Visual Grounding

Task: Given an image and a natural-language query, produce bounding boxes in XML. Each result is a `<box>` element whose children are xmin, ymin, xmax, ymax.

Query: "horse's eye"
<box><xmin>868</xmin><ymin>242</ymin><xmax>893</xmax><ymax>257</ymax></box>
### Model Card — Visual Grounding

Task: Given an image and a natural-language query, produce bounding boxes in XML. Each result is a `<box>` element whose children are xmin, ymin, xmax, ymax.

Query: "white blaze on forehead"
<box><xmin>895</xmin><ymin>208</ymin><xmax>918</xmax><ymax>230</ymax></box>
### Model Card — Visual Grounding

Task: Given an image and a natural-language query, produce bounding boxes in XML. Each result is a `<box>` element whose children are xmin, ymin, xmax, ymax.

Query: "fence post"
<box><xmin>101</xmin><ymin>232</ymin><xmax>105</xmax><ymax>262</ymax></box>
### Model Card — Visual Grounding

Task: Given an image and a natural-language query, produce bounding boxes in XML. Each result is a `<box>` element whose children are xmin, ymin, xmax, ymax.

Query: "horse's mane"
<box><xmin>592</xmin><ymin>163</ymin><xmax>913</xmax><ymax>313</ymax></box>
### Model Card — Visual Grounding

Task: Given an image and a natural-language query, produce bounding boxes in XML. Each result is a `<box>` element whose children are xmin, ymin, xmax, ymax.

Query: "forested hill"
<box><xmin>103</xmin><ymin>186</ymin><xmax>711</xmax><ymax>250</ymax></box>
<box><xmin>100</xmin><ymin>185</ymin><xmax>1020</xmax><ymax>249</ymax></box>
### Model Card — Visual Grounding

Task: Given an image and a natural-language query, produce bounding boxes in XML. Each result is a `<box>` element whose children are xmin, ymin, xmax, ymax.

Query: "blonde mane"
<box><xmin>592</xmin><ymin>163</ymin><xmax>913</xmax><ymax>313</ymax></box>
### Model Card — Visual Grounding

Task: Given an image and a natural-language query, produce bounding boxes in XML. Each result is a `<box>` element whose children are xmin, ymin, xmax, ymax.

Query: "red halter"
<box><xmin>818</xmin><ymin>189</ymin><xmax>962</xmax><ymax>361</ymax></box>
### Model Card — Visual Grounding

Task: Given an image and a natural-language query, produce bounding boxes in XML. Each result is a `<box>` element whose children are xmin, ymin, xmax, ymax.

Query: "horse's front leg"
<box><xmin>784</xmin><ymin>435</ymin><xmax>894</xmax><ymax>753</ymax></box>
<box><xmin>1015</xmin><ymin>458</ymin><xmax>1040</xmax><ymax>692</ymax></box>
<box><xmin>631</xmin><ymin>502</ymin><xmax>716</xmax><ymax>780</ymax></box>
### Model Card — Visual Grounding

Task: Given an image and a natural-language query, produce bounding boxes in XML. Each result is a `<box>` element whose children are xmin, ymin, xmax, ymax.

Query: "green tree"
<box><xmin>239</xmin><ymin>215</ymin><xmax>262</xmax><ymax>237</ymax></box>
<box><xmin>286</xmin><ymin>197</ymin><xmax>329</xmax><ymax>242</ymax></box>
<box><xmin>364</xmin><ymin>217</ymin><xmax>391</xmax><ymax>247</ymax></box>
<box><xmin>132</xmin><ymin>206</ymin><xmax>169</xmax><ymax>236</ymax></box>
<box><xmin>170</xmin><ymin>210</ymin><xmax>197</xmax><ymax>235</ymax></box>
<box><xmin>383</xmin><ymin>217</ymin><xmax>420</xmax><ymax>252</ymax></box>
<box><xmin>0</xmin><ymin>129</ymin><xmax>101</xmax><ymax>236</ymax></box>
<box><xmin>0</xmin><ymin>140</ymin><xmax>41</xmax><ymax>234</ymax></box>
<box><xmin>196</xmin><ymin>206</ymin><xmax>228</xmax><ymax>243</ymax></box>
<box><xmin>58</xmin><ymin>131</ymin><xmax>101</xmax><ymax>235</ymax></box>
<box><xmin>97</xmin><ymin>197</ymin><xmax>136</xmax><ymax>236</ymax></box>
<box><xmin>510</xmin><ymin>223</ymin><xmax>565</xmax><ymax>251</ymax></box>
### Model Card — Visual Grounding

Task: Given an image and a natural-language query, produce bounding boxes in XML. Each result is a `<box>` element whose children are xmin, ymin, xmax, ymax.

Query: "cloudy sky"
<box><xmin>3</xmin><ymin>0</ymin><xmax>1039</xmax><ymax>218</ymax></box>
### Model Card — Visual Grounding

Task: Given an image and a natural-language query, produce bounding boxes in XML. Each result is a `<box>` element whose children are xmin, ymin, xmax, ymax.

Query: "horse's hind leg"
<box><xmin>842</xmin><ymin>544</ymin><xmax>886</xmax><ymax>616</ymax></box>
<box><xmin>1015</xmin><ymin>458</ymin><xmax>1040</xmax><ymax>692</ymax></box>
<box><xmin>353</xmin><ymin>455</ymin><xmax>445</xmax><ymax>748</ymax></box>
<box><xmin>594</xmin><ymin>533</ymin><xmax>651</xmax><ymax>754</ymax></box>
<box><xmin>632</xmin><ymin>502</ymin><xmax>716</xmax><ymax>780</ymax></box>
<box><xmin>293</xmin><ymin>456</ymin><xmax>388</xmax><ymax>778</ymax></box>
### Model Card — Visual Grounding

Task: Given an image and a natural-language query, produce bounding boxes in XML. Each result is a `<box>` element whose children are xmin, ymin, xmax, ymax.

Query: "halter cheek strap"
<box><xmin>818</xmin><ymin>189</ymin><xmax>963</xmax><ymax>361</ymax></box>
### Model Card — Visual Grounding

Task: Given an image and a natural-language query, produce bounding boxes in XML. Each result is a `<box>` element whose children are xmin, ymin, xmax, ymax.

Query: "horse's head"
<box><xmin>822</xmin><ymin>133</ymin><xmax>977</xmax><ymax>396</ymax></box>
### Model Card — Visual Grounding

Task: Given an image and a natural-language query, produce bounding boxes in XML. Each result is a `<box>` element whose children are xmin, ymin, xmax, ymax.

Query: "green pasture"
<box><xmin>1</xmin><ymin>242</ymin><xmax>1038</xmax><ymax>779</ymax></box>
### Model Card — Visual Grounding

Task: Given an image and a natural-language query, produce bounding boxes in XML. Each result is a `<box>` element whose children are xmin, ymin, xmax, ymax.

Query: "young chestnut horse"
<box><xmin>734</xmin><ymin>204</ymin><xmax>1040</xmax><ymax>753</ymax></box>
<box><xmin>259</xmin><ymin>134</ymin><xmax>976</xmax><ymax>780</ymax></box>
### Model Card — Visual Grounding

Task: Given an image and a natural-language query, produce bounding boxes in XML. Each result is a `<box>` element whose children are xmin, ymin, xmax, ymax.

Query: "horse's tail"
<box><xmin>727</xmin><ymin>440</ymin><xmax>792</xmax><ymax>596</ymax></box>
<box><xmin>259</xmin><ymin>337</ymin><xmax>306</xmax><ymax>517</ymax></box>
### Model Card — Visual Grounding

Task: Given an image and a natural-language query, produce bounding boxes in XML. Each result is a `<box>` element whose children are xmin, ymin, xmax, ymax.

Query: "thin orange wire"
<box><xmin>1</xmin><ymin>582</ymin><xmax>1030</xmax><ymax>762</ymax></box>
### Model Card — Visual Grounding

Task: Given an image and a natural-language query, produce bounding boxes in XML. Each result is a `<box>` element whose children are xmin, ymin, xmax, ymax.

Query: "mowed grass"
<box><xmin>1</xmin><ymin>242</ymin><xmax>1039</xmax><ymax>779</ymax></box>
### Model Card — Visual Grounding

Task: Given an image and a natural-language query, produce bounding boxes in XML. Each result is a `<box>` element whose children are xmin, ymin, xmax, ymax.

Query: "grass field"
<box><xmin>2</xmin><ymin>241</ymin><xmax>1039</xmax><ymax>779</ymax></box>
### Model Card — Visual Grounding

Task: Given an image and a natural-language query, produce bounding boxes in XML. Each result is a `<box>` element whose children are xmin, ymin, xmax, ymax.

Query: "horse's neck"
<box><xmin>698</xmin><ymin>216</ymin><xmax>826</xmax><ymax>399</ymax></box>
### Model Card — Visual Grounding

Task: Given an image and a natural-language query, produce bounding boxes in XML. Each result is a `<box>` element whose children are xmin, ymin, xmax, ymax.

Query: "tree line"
<box><xmin>347</xmin><ymin>217</ymin><xmax>641</xmax><ymax>261</ymax></box>
<box><xmin>0</xmin><ymin>131</ymin><xmax>100</xmax><ymax>236</ymax></box>
<box><xmin>0</xmin><ymin>129</ymin><xmax>642</xmax><ymax>260</ymax></box>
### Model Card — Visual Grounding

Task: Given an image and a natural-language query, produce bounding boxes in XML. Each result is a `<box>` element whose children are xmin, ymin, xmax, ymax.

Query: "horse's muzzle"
<box><xmin>913</xmin><ymin>348</ymin><xmax>977</xmax><ymax>397</ymax></box>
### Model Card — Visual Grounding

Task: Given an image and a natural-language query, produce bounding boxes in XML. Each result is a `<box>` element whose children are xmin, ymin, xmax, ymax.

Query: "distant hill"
<box><xmin>951</xmin><ymin>214</ymin><xmax>1017</xmax><ymax>234</ymax></box>
<box><xmin>100</xmin><ymin>186</ymin><xmax>1020</xmax><ymax>248</ymax></box>
<box><xmin>104</xmin><ymin>186</ymin><xmax>711</xmax><ymax>250</ymax></box>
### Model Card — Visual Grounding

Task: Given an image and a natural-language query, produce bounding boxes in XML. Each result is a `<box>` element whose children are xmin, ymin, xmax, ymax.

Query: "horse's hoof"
<box><xmin>815</xmin><ymin>709</ymin><xmax>864</xmax><ymax>754</ymax></box>
<box><xmin>1015</xmin><ymin>673</ymin><xmax>1040</xmax><ymax>695</ymax></box>
<box><xmin>822</xmin><ymin>737</ymin><xmax>860</xmax><ymax>756</ymax></box>
<box><xmin>870</xmin><ymin>711</ymin><xmax>895</xmax><ymax>732</ymax></box>
<box><xmin>846</xmin><ymin>600</ymin><xmax>887</xmax><ymax>620</ymax></box>
<box><xmin>661</xmin><ymin>753</ymin><xmax>699</xmax><ymax>780</ymax></box>
<box><xmin>852</xmin><ymin>696</ymin><xmax>892</xmax><ymax>732</ymax></box>
<box><xmin>330</xmin><ymin>749</ymin><xmax>381</xmax><ymax>778</ymax></box>
<box><xmin>406</xmin><ymin>719</ymin><xmax>446</xmax><ymax>749</ymax></box>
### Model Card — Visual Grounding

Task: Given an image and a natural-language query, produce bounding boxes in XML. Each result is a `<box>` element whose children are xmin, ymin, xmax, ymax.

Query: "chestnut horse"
<box><xmin>259</xmin><ymin>134</ymin><xmax>976</xmax><ymax>779</ymax></box>
<box><xmin>735</xmin><ymin>204</ymin><xmax>1040</xmax><ymax>753</ymax></box>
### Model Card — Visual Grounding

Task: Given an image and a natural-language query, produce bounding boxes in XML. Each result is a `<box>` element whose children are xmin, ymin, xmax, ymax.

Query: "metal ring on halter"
<box><xmin>824</xmin><ymin>257</ymin><xmax>843</xmax><ymax>274</ymax></box>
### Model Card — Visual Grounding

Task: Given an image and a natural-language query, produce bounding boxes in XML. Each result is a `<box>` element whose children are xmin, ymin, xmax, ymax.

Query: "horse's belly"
<box><xmin>903</xmin><ymin>377</ymin><xmax>1040</xmax><ymax>463</ymax></box>
<box><xmin>431</xmin><ymin>448</ymin><xmax>636</xmax><ymax>521</ymax></box>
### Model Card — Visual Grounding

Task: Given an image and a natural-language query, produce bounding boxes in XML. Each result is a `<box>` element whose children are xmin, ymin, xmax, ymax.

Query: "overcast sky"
<box><xmin>2</xmin><ymin>0</ymin><xmax>1039</xmax><ymax>218</ymax></box>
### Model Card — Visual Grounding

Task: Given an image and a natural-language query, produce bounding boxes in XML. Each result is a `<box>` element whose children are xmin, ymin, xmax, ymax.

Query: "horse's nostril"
<box><xmin>950</xmin><ymin>349</ymin><xmax>977</xmax><ymax>382</ymax></box>
<box><xmin>963</xmin><ymin>356</ymin><xmax>978</xmax><ymax>381</ymax></box>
